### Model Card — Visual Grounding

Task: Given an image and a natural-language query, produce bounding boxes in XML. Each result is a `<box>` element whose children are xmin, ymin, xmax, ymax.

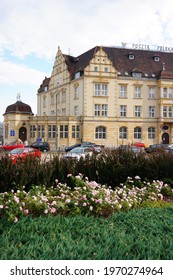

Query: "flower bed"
<box><xmin>0</xmin><ymin>174</ymin><xmax>172</xmax><ymax>222</ymax></box>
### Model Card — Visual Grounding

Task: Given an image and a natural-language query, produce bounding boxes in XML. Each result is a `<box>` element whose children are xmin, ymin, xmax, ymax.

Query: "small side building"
<box><xmin>3</xmin><ymin>97</ymin><xmax>34</xmax><ymax>144</ymax></box>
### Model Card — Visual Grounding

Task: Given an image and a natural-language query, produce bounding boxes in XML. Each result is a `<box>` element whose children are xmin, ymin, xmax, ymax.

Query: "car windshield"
<box><xmin>70</xmin><ymin>148</ymin><xmax>84</xmax><ymax>154</ymax></box>
<box><xmin>9</xmin><ymin>148</ymin><xmax>23</xmax><ymax>154</ymax></box>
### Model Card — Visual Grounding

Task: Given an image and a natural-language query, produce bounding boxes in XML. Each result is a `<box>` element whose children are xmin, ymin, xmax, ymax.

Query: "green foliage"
<box><xmin>1</xmin><ymin>207</ymin><xmax>173</xmax><ymax>260</ymax></box>
<box><xmin>0</xmin><ymin>175</ymin><xmax>169</xmax><ymax>222</ymax></box>
<box><xmin>1</xmin><ymin>149</ymin><xmax>173</xmax><ymax>192</ymax></box>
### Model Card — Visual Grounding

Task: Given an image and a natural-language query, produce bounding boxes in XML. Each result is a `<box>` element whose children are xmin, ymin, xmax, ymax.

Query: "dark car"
<box><xmin>30</xmin><ymin>141</ymin><xmax>50</xmax><ymax>152</ymax></box>
<box><xmin>145</xmin><ymin>144</ymin><xmax>169</xmax><ymax>153</ymax></box>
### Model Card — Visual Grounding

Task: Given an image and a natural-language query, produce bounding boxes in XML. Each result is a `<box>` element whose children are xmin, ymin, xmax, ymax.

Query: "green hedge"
<box><xmin>1</xmin><ymin>149</ymin><xmax>173</xmax><ymax>192</ymax></box>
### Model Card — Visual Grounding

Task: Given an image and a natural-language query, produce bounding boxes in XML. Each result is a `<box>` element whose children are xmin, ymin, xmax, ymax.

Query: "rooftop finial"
<box><xmin>17</xmin><ymin>92</ymin><xmax>21</xmax><ymax>101</ymax></box>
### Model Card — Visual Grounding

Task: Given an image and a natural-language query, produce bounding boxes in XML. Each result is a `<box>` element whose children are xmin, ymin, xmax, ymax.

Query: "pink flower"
<box><xmin>0</xmin><ymin>205</ymin><xmax>3</xmax><ymax>209</ymax></box>
<box><xmin>89</xmin><ymin>206</ymin><xmax>93</xmax><ymax>211</ymax></box>
<box><xmin>97</xmin><ymin>198</ymin><xmax>102</xmax><ymax>204</ymax></box>
<box><xmin>83</xmin><ymin>203</ymin><xmax>87</xmax><ymax>207</ymax></box>
<box><xmin>14</xmin><ymin>217</ymin><xmax>18</xmax><ymax>223</ymax></box>
<box><xmin>158</xmin><ymin>194</ymin><xmax>163</xmax><ymax>201</ymax></box>
<box><xmin>50</xmin><ymin>207</ymin><xmax>56</xmax><ymax>213</ymax></box>
<box><xmin>24</xmin><ymin>209</ymin><xmax>29</xmax><ymax>215</ymax></box>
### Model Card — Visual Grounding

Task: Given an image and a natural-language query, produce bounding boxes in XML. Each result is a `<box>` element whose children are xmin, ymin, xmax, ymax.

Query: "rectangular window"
<box><xmin>74</xmin><ymin>87</ymin><xmax>79</xmax><ymax>99</ymax></box>
<box><xmin>95</xmin><ymin>84</ymin><xmax>100</xmax><ymax>96</ymax></box>
<box><xmin>102</xmin><ymin>84</ymin><xmax>108</xmax><ymax>96</ymax></box>
<box><xmin>120</xmin><ymin>85</ymin><xmax>127</xmax><ymax>98</ymax></box>
<box><xmin>135</xmin><ymin>106</ymin><xmax>141</xmax><ymax>117</ymax></box>
<box><xmin>60</xmin><ymin>125</ymin><xmax>68</xmax><ymax>138</ymax></box>
<box><xmin>163</xmin><ymin>106</ymin><xmax>167</xmax><ymax>117</ymax></box>
<box><xmin>30</xmin><ymin>125</ymin><xmax>35</xmax><ymax>138</ymax></box>
<box><xmin>48</xmin><ymin>125</ymin><xmax>56</xmax><ymax>138</ymax></box>
<box><xmin>149</xmin><ymin>106</ymin><xmax>155</xmax><ymax>118</ymax></box>
<box><xmin>163</xmin><ymin>106</ymin><xmax>173</xmax><ymax>117</ymax></box>
<box><xmin>149</xmin><ymin>87</ymin><xmax>155</xmax><ymax>99</ymax></box>
<box><xmin>163</xmin><ymin>88</ymin><xmax>168</xmax><ymax>98</ymax></box>
<box><xmin>169</xmin><ymin>88</ymin><xmax>173</xmax><ymax>99</ymax></box>
<box><xmin>95</xmin><ymin>104</ymin><xmax>100</xmax><ymax>116</ymax></box>
<box><xmin>135</xmin><ymin>86</ymin><xmax>141</xmax><ymax>98</ymax></box>
<box><xmin>120</xmin><ymin>105</ymin><xmax>127</xmax><ymax>117</ymax></box>
<box><xmin>94</xmin><ymin>84</ymin><xmax>107</xmax><ymax>96</ymax></box>
<box><xmin>148</xmin><ymin>128</ymin><xmax>155</xmax><ymax>139</ymax></box>
<box><xmin>169</xmin><ymin>107</ymin><xmax>173</xmax><ymax>117</ymax></box>
<box><xmin>102</xmin><ymin>104</ymin><xmax>107</xmax><ymax>116</ymax></box>
<box><xmin>72</xmin><ymin>125</ymin><xmax>80</xmax><ymax>138</ymax></box>
<box><xmin>38</xmin><ymin>125</ymin><xmax>45</xmax><ymax>138</ymax></box>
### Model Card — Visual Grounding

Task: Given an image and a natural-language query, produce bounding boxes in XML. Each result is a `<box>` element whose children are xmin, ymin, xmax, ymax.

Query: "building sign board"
<box><xmin>10</xmin><ymin>130</ymin><xmax>15</xmax><ymax>136</ymax></box>
<box><xmin>121</xmin><ymin>42</ymin><xmax>173</xmax><ymax>52</ymax></box>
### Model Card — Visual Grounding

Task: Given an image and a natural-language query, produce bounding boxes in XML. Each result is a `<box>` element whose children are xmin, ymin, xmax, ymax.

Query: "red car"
<box><xmin>132</xmin><ymin>142</ymin><xmax>146</xmax><ymax>148</ymax></box>
<box><xmin>9</xmin><ymin>147</ymin><xmax>41</xmax><ymax>164</ymax></box>
<box><xmin>2</xmin><ymin>142</ymin><xmax>24</xmax><ymax>151</ymax></box>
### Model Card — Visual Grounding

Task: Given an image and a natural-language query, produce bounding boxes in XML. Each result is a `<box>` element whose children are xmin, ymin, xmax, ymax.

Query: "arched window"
<box><xmin>134</xmin><ymin>127</ymin><xmax>142</xmax><ymax>139</ymax></box>
<box><xmin>148</xmin><ymin>127</ymin><xmax>155</xmax><ymax>139</ymax></box>
<box><xmin>119</xmin><ymin>126</ymin><xmax>127</xmax><ymax>139</ymax></box>
<box><xmin>95</xmin><ymin>126</ymin><xmax>106</xmax><ymax>139</ymax></box>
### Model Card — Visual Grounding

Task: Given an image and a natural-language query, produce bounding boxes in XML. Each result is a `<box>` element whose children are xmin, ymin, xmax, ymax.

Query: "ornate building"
<box><xmin>3</xmin><ymin>45</ymin><xmax>173</xmax><ymax>149</ymax></box>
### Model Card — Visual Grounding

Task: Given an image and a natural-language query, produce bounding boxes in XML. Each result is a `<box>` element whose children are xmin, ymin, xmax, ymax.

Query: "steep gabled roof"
<box><xmin>38</xmin><ymin>46</ymin><xmax>173</xmax><ymax>91</ymax></box>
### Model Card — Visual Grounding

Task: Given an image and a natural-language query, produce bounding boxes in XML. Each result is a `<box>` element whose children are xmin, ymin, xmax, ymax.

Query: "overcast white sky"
<box><xmin>1</xmin><ymin>0</ymin><xmax>173</xmax><ymax>121</ymax></box>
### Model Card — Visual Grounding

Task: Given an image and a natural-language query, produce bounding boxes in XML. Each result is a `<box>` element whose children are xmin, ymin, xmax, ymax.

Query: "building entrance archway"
<box><xmin>19</xmin><ymin>127</ymin><xmax>27</xmax><ymax>143</ymax></box>
<box><xmin>162</xmin><ymin>132</ymin><xmax>169</xmax><ymax>144</ymax></box>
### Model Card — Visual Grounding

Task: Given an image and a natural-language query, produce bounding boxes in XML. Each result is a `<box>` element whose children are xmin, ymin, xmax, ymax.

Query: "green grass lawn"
<box><xmin>1</xmin><ymin>206</ymin><xmax>173</xmax><ymax>260</ymax></box>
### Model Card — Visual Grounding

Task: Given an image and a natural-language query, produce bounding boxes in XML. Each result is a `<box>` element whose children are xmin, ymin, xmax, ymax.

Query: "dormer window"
<box><xmin>74</xmin><ymin>72</ymin><xmax>80</xmax><ymax>79</ymax></box>
<box><xmin>44</xmin><ymin>86</ymin><xmax>48</xmax><ymax>92</ymax></box>
<box><xmin>128</xmin><ymin>53</ymin><xmax>135</xmax><ymax>60</ymax></box>
<box><xmin>132</xmin><ymin>72</ymin><xmax>142</xmax><ymax>78</ymax></box>
<box><xmin>153</xmin><ymin>55</ymin><xmax>160</xmax><ymax>62</ymax></box>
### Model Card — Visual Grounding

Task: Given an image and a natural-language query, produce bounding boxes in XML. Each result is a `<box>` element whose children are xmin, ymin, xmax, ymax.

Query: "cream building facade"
<box><xmin>3</xmin><ymin>45</ymin><xmax>173</xmax><ymax>149</ymax></box>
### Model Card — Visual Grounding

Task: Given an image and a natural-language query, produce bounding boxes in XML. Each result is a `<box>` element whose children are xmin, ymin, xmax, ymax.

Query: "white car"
<box><xmin>63</xmin><ymin>147</ymin><xmax>93</xmax><ymax>160</ymax></box>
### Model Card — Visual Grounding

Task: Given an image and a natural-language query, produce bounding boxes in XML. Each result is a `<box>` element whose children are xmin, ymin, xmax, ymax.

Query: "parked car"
<box><xmin>2</xmin><ymin>142</ymin><xmax>24</xmax><ymax>151</ymax></box>
<box><xmin>132</xmin><ymin>142</ymin><xmax>146</xmax><ymax>148</ymax></box>
<box><xmin>30</xmin><ymin>141</ymin><xmax>50</xmax><ymax>152</ymax></box>
<box><xmin>63</xmin><ymin>147</ymin><xmax>93</xmax><ymax>160</ymax></box>
<box><xmin>8</xmin><ymin>147</ymin><xmax>41</xmax><ymax>164</ymax></box>
<box><xmin>65</xmin><ymin>142</ymin><xmax>103</xmax><ymax>153</ymax></box>
<box><xmin>145</xmin><ymin>144</ymin><xmax>169</xmax><ymax>153</ymax></box>
<box><xmin>65</xmin><ymin>143</ymin><xmax>81</xmax><ymax>152</ymax></box>
<box><xmin>81</xmin><ymin>142</ymin><xmax>103</xmax><ymax>152</ymax></box>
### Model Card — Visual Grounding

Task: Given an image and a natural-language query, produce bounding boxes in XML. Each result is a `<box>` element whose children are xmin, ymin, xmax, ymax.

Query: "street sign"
<box><xmin>10</xmin><ymin>130</ymin><xmax>15</xmax><ymax>136</ymax></box>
